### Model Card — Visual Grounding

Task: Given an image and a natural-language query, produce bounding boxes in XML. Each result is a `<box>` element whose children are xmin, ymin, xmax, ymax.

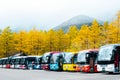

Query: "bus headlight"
<box><xmin>106</xmin><ymin>64</ymin><xmax>114</xmax><ymax>71</ymax></box>
<box><xmin>107</xmin><ymin>64</ymin><xmax>114</xmax><ymax>69</ymax></box>
<box><xmin>97</xmin><ymin>64</ymin><xmax>103</xmax><ymax>71</ymax></box>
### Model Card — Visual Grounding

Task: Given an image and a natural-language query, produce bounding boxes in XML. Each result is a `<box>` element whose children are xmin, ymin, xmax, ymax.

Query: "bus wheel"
<box><xmin>107</xmin><ymin>72</ymin><xmax>113</xmax><ymax>74</ymax></box>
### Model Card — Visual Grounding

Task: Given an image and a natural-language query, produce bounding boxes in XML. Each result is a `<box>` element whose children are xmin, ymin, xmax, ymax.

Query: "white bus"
<box><xmin>14</xmin><ymin>56</ymin><xmax>22</xmax><ymax>69</ymax></box>
<box><xmin>1</xmin><ymin>58</ymin><xmax>7</xmax><ymax>68</ymax></box>
<box><xmin>97</xmin><ymin>44</ymin><xmax>120</xmax><ymax>73</ymax></box>
<box><xmin>25</xmin><ymin>56</ymin><xmax>41</xmax><ymax>70</ymax></box>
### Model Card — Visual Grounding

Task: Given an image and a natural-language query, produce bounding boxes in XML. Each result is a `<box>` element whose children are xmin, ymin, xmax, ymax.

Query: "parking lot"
<box><xmin>0</xmin><ymin>68</ymin><xmax>120</xmax><ymax>80</ymax></box>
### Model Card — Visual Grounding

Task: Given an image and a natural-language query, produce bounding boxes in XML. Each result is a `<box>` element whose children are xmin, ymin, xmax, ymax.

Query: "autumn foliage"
<box><xmin>0</xmin><ymin>11</ymin><xmax>120</xmax><ymax>57</ymax></box>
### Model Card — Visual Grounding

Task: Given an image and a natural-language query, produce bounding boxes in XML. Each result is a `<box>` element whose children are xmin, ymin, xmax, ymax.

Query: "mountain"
<box><xmin>53</xmin><ymin>15</ymin><xmax>103</xmax><ymax>32</ymax></box>
<box><xmin>12</xmin><ymin>26</ymin><xmax>33</xmax><ymax>32</ymax></box>
<box><xmin>11</xmin><ymin>15</ymin><xmax>104</xmax><ymax>32</ymax></box>
<box><xmin>12</xmin><ymin>25</ymin><xmax>44</xmax><ymax>32</ymax></box>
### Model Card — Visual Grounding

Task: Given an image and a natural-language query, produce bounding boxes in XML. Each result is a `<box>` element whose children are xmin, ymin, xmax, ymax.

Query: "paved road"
<box><xmin>0</xmin><ymin>68</ymin><xmax>120</xmax><ymax>80</ymax></box>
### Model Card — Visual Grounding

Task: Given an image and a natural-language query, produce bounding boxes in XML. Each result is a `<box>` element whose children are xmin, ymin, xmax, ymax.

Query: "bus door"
<box><xmin>90</xmin><ymin>57</ymin><xmax>94</xmax><ymax>72</ymax></box>
<box><xmin>39</xmin><ymin>57</ymin><xmax>42</xmax><ymax>65</ymax></box>
<box><xmin>58</xmin><ymin>55</ymin><xmax>63</xmax><ymax>70</ymax></box>
<box><xmin>114</xmin><ymin>50</ymin><xmax>120</xmax><ymax>72</ymax></box>
<box><xmin>86</xmin><ymin>53</ymin><xmax>94</xmax><ymax>72</ymax></box>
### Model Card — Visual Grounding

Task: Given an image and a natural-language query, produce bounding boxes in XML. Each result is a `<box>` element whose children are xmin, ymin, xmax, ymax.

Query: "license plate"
<box><xmin>101</xmin><ymin>65</ymin><xmax>106</xmax><ymax>67</ymax></box>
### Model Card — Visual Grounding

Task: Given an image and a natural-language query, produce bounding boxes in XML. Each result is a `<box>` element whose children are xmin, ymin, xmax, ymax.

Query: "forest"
<box><xmin>0</xmin><ymin>11</ymin><xmax>120</xmax><ymax>58</ymax></box>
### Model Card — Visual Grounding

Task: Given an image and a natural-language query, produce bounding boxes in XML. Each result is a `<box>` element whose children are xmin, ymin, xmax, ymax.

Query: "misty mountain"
<box><xmin>11</xmin><ymin>15</ymin><xmax>104</xmax><ymax>32</ymax></box>
<box><xmin>12</xmin><ymin>26</ymin><xmax>33</xmax><ymax>32</ymax></box>
<box><xmin>53</xmin><ymin>15</ymin><xmax>104</xmax><ymax>32</ymax></box>
<box><xmin>12</xmin><ymin>25</ymin><xmax>45</xmax><ymax>32</ymax></box>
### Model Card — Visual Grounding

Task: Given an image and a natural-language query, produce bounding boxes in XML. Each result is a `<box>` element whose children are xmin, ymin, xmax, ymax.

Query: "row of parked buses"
<box><xmin>0</xmin><ymin>56</ymin><xmax>42</xmax><ymax>70</ymax></box>
<box><xmin>0</xmin><ymin>44</ymin><xmax>120</xmax><ymax>73</ymax></box>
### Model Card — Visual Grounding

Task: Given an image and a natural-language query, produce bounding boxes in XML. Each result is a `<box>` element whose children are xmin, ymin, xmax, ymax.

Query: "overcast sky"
<box><xmin>0</xmin><ymin>0</ymin><xmax>120</xmax><ymax>30</ymax></box>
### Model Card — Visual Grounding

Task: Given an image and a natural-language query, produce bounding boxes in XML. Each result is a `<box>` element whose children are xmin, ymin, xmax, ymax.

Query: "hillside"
<box><xmin>53</xmin><ymin>15</ymin><xmax>103</xmax><ymax>32</ymax></box>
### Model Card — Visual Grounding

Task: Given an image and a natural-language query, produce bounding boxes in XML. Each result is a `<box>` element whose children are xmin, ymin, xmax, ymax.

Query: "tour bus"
<box><xmin>38</xmin><ymin>56</ymin><xmax>43</xmax><ymax>69</ymax></box>
<box><xmin>76</xmin><ymin>49</ymin><xmax>98</xmax><ymax>72</ymax></box>
<box><xmin>6</xmin><ymin>57</ymin><xmax>12</xmax><ymax>68</ymax></box>
<box><xmin>14</xmin><ymin>56</ymin><xmax>21</xmax><ymax>69</ymax></box>
<box><xmin>63</xmin><ymin>52</ymin><xmax>78</xmax><ymax>71</ymax></box>
<box><xmin>19</xmin><ymin>56</ymin><xmax>27</xmax><ymax>69</ymax></box>
<box><xmin>41</xmin><ymin>52</ymin><xmax>56</xmax><ymax>70</ymax></box>
<box><xmin>50</xmin><ymin>52</ymin><xmax>64</xmax><ymax>71</ymax></box>
<box><xmin>97</xmin><ymin>44</ymin><xmax>120</xmax><ymax>73</ymax></box>
<box><xmin>0</xmin><ymin>59</ymin><xmax>4</xmax><ymax>68</ymax></box>
<box><xmin>9</xmin><ymin>56</ymin><xmax>16</xmax><ymax>69</ymax></box>
<box><xmin>1</xmin><ymin>58</ymin><xmax>7</xmax><ymax>68</ymax></box>
<box><xmin>19</xmin><ymin>56</ymin><xmax>42</xmax><ymax>70</ymax></box>
<box><xmin>26</xmin><ymin>56</ymin><xmax>42</xmax><ymax>70</ymax></box>
<box><xmin>0</xmin><ymin>58</ymin><xmax>3</xmax><ymax>68</ymax></box>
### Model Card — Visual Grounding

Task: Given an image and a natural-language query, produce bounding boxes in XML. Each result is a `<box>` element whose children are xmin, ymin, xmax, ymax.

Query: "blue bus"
<box><xmin>50</xmin><ymin>52</ymin><xmax>63</xmax><ymax>71</ymax></box>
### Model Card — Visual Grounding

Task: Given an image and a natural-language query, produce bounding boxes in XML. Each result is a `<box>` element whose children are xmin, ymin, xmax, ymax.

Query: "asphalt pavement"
<box><xmin>0</xmin><ymin>68</ymin><xmax>120</xmax><ymax>80</ymax></box>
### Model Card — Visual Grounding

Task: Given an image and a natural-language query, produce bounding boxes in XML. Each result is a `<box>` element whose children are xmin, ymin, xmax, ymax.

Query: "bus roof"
<box><xmin>0</xmin><ymin>57</ymin><xmax>8</xmax><ymax>59</ymax></box>
<box><xmin>87</xmin><ymin>49</ymin><xmax>99</xmax><ymax>52</ymax></box>
<box><xmin>26</xmin><ymin>56</ymin><xmax>42</xmax><ymax>58</ymax></box>
<box><xmin>100</xmin><ymin>44</ymin><xmax>120</xmax><ymax>49</ymax></box>
<box><xmin>78</xmin><ymin>49</ymin><xmax>98</xmax><ymax>56</ymax></box>
<box><xmin>72</xmin><ymin>52</ymin><xmax>78</xmax><ymax>54</ymax></box>
<box><xmin>79</xmin><ymin>49</ymin><xmax>98</xmax><ymax>53</ymax></box>
<box><xmin>43</xmin><ymin>52</ymin><xmax>60</xmax><ymax>56</ymax></box>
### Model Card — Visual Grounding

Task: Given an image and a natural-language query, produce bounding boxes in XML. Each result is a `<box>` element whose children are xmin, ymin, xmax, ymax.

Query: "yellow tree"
<box><xmin>89</xmin><ymin>20</ymin><xmax>101</xmax><ymax>49</ymax></box>
<box><xmin>38</xmin><ymin>30</ymin><xmax>48</xmax><ymax>54</ymax></box>
<box><xmin>1</xmin><ymin>27</ymin><xmax>14</xmax><ymax>57</ymax></box>
<box><xmin>100</xmin><ymin>22</ymin><xmax>109</xmax><ymax>45</ymax></box>
<box><xmin>13</xmin><ymin>30</ymin><xmax>27</xmax><ymax>54</ymax></box>
<box><xmin>62</xmin><ymin>33</ymin><xmax>71</xmax><ymax>51</ymax></box>
<box><xmin>27</xmin><ymin>28</ymin><xmax>46</xmax><ymax>55</ymax></box>
<box><xmin>107</xmin><ymin>23</ymin><xmax>118</xmax><ymax>44</ymax></box>
<box><xmin>72</xmin><ymin>25</ymin><xmax>90</xmax><ymax>51</ymax></box>
<box><xmin>112</xmin><ymin>11</ymin><xmax>120</xmax><ymax>43</ymax></box>
<box><xmin>100</xmin><ymin>11</ymin><xmax>120</xmax><ymax>45</ymax></box>
<box><xmin>45</xmin><ymin>29</ymin><xmax>58</xmax><ymax>52</ymax></box>
<box><xmin>27</xmin><ymin>28</ymin><xmax>38</xmax><ymax>55</ymax></box>
<box><xmin>56</xmin><ymin>29</ymin><xmax>65</xmax><ymax>51</ymax></box>
<box><xmin>67</xmin><ymin>25</ymin><xmax>79</xmax><ymax>51</ymax></box>
<box><xmin>0</xmin><ymin>29</ymin><xmax>4</xmax><ymax>57</ymax></box>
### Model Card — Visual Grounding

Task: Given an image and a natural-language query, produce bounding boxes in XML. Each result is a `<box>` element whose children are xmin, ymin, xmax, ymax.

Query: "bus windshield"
<box><xmin>42</xmin><ymin>56</ymin><xmax>50</xmax><ymax>63</ymax></box>
<box><xmin>3</xmin><ymin>59</ymin><xmax>7</xmax><ymax>64</ymax></box>
<box><xmin>98</xmin><ymin>46</ymin><xmax>113</xmax><ymax>61</ymax></box>
<box><xmin>27</xmin><ymin>57</ymin><xmax>36</xmax><ymax>64</ymax></box>
<box><xmin>64</xmin><ymin>53</ymin><xmax>74</xmax><ymax>64</ymax></box>
<box><xmin>6</xmin><ymin>59</ymin><xmax>11</xmax><ymax>64</ymax></box>
<box><xmin>73</xmin><ymin>54</ymin><xmax>77</xmax><ymax>64</ymax></box>
<box><xmin>86</xmin><ymin>51</ymin><xmax>98</xmax><ymax>64</ymax></box>
<box><xmin>15</xmin><ymin>58</ymin><xmax>20</xmax><ymax>64</ymax></box>
<box><xmin>10</xmin><ymin>59</ymin><xmax>15</xmax><ymax>64</ymax></box>
<box><xmin>77</xmin><ymin>51</ymin><xmax>88</xmax><ymax>63</ymax></box>
<box><xmin>38</xmin><ymin>57</ymin><xmax>42</xmax><ymax>64</ymax></box>
<box><xmin>50</xmin><ymin>54</ymin><xmax>60</xmax><ymax>64</ymax></box>
<box><xmin>42</xmin><ymin>52</ymin><xmax>51</xmax><ymax>64</ymax></box>
<box><xmin>20</xmin><ymin>58</ymin><xmax>26</xmax><ymax>64</ymax></box>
